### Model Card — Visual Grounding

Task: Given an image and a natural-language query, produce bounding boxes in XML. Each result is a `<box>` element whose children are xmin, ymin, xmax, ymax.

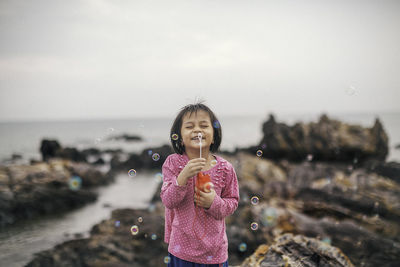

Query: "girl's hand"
<box><xmin>194</xmin><ymin>187</ymin><xmax>216</xmax><ymax>209</ymax></box>
<box><xmin>177</xmin><ymin>158</ymin><xmax>206</xmax><ymax>186</ymax></box>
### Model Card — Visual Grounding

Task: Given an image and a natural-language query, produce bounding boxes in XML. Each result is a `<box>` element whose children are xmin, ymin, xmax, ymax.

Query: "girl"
<box><xmin>160</xmin><ymin>103</ymin><xmax>239</xmax><ymax>267</ymax></box>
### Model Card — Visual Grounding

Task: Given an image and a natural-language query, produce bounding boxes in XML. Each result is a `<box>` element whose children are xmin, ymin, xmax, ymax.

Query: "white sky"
<box><xmin>0</xmin><ymin>0</ymin><xmax>399</xmax><ymax>122</ymax></box>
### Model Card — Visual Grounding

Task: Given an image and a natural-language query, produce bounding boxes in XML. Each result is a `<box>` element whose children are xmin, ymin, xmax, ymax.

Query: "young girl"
<box><xmin>160</xmin><ymin>103</ymin><xmax>239</xmax><ymax>267</ymax></box>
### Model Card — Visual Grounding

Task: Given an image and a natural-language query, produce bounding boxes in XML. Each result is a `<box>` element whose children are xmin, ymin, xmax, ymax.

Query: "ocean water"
<box><xmin>0</xmin><ymin>112</ymin><xmax>399</xmax><ymax>163</ymax></box>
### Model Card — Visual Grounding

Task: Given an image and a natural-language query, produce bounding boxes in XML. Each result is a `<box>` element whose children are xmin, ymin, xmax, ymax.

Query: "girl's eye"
<box><xmin>201</xmin><ymin>125</ymin><xmax>208</xmax><ymax>128</ymax></box>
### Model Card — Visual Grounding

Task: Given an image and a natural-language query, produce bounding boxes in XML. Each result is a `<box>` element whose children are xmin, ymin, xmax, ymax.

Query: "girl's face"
<box><xmin>180</xmin><ymin>110</ymin><xmax>214</xmax><ymax>155</ymax></box>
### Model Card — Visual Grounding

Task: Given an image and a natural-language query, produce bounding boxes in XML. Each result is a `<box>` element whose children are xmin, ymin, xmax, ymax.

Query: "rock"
<box><xmin>224</xmin><ymin>153</ymin><xmax>400</xmax><ymax>266</ymax></box>
<box><xmin>55</xmin><ymin>147</ymin><xmax>87</xmax><ymax>162</ymax></box>
<box><xmin>246</xmin><ymin>114</ymin><xmax>389</xmax><ymax>162</ymax></box>
<box><xmin>112</xmin><ymin>134</ymin><xmax>142</xmax><ymax>142</ymax></box>
<box><xmin>110</xmin><ymin>145</ymin><xmax>174</xmax><ymax>172</ymax></box>
<box><xmin>373</xmin><ymin>161</ymin><xmax>400</xmax><ymax>183</ymax></box>
<box><xmin>26</xmin><ymin>208</ymin><xmax>167</xmax><ymax>267</ymax></box>
<box><xmin>240</xmin><ymin>233</ymin><xmax>354</xmax><ymax>267</ymax></box>
<box><xmin>0</xmin><ymin>159</ymin><xmax>113</xmax><ymax>228</ymax></box>
<box><xmin>40</xmin><ymin>140</ymin><xmax>61</xmax><ymax>162</ymax></box>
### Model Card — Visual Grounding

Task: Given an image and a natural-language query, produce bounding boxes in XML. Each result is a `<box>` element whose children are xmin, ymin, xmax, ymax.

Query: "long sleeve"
<box><xmin>160</xmin><ymin>155</ymin><xmax>190</xmax><ymax>209</ymax></box>
<box><xmin>205</xmin><ymin>163</ymin><xmax>239</xmax><ymax>220</ymax></box>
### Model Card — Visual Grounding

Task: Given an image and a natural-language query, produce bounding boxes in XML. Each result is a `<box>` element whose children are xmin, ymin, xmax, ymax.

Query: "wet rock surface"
<box><xmin>26</xmin><ymin>208</ymin><xmax>167</xmax><ymax>267</ymax></box>
<box><xmin>0</xmin><ymin>159</ymin><xmax>112</xmax><ymax>228</ymax></box>
<box><xmin>240</xmin><ymin>233</ymin><xmax>354</xmax><ymax>267</ymax></box>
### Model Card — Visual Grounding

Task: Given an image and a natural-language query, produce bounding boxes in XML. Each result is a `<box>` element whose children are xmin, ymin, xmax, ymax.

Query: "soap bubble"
<box><xmin>155</xmin><ymin>172</ymin><xmax>163</xmax><ymax>182</ymax></box>
<box><xmin>69</xmin><ymin>176</ymin><xmax>82</xmax><ymax>191</ymax></box>
<box><xmin>251</xmin><ymin>196</ymin><xmax>259</xmax><ymax>205</ymax></box>
<box><xmin>345</xmin><ymin>86</ymin><xmax>357</xmax><ymax>96</ymax></box>
<box><xmin>137</xmin><ymin>217</ymin><xmax>143</xmax><ymax>223</ymax></box>
<box><xmin>321</xmin><ymin>237</ymin><xmax>332</xmax><ymax>245</ymax></box>
<box><xmin>256</xmin><ymin>150</ymin><xmax>263</xmax><ymax>157</ymax></box>
<box><xmin>164</xmin><ymin>256</ymin><xmax>171</xmax><ymax>264</ymax></box>
<box><xmin>130</xmin><ymin>225</ymin><xmax>139</xmax><ymax>235</ymax></box>
<box><xmin>239</xmin><ymin>242</ymin><xmax>247</xmax><ymax>252</ymax></box>
<box><xmin>211</xmin><ymin>159</ymin><xmax>217</xmax><ymax>166</ymax></box>
<box><xmin>128</xmin><ymin>169</ymin><xmax>137</xmax><ymax>177</ymax></box>
<box><xmin>115</xmin><ymin>221</ymin><xmax>120</xmax><ymax>227</ymax></box>
<box><xmin>261</xmin><ymin>207</ymin><xmax>278</xmax><ymax>227</ymax></box>
<box><xmin>207</xmin><ymin>256</ymin><xmax>213</xmax><ymax>261</ymax></box>
<box><xmin>108</xmin><ymin>127</ymin><xmax>115</xmax><ymax>133</ymax></box>
<box><xmin>307</xmin><ymin>154</ymin><xmax>313</xmax><ymax>161</ymax></box>
<box><xmin>173</xmin><ymin>245</ymin><xmax>181</xmax><ymax>253</ymax></box>
<box><xmin>151</xmin><ymin>234</ymin><xmax>157</xmax><ymax>240</ymax></box>
<box><xmin>148</xmin><ymin>204</ymin><xmax>156</xmax><ymax>213</ymax></box>
<box><xmin>250</xmin><ymin>222</ymin><xmax>259</xmax><ymax>231</ymax></box>
<box><xmin>261</xmin><ymin>143</ymin><xmax>267</xmax><ymax>149</ymax></box>
<box><xmin>172</xmin><ymin>133</ymin><xmax>179</xmax><ymax>141</ymax></box>
<box><xmin>152</xmin><ymin>153</ymin><xmax>160</xmax><ymax>161</ymax></box>
<box><xmin>94</xmin><ymin>137</ymin><xmax>102</xmax><ymax>144</ymax></box>
<box><xmin>213</xmin><ymin>121</ymin><xmax>220</xmax><ymax>129</ymax></box>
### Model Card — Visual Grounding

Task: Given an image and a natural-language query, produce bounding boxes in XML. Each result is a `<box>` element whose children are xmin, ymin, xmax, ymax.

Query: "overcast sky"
<box><xmin>0</xmin><ymin>0</ymin><xmax>399</xmax><ymax>122</ymax></box>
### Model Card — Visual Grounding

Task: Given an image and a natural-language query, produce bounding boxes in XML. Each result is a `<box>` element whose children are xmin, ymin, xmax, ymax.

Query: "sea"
<box><xmin>0</xmin><ymin>112</ymin><xmax>399</xmax><ymax>267</ymax></box>
<box><xmin>0</xmin><ymin>112</ymin><xmax>399</xmax><ymax>163</ymax></box>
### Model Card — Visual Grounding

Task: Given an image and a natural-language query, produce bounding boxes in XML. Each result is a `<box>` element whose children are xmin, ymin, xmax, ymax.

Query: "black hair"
<box><xmin>170</xmin><ymin>102</ymin><xmax>222</xmax><ymax>154</ymax></box>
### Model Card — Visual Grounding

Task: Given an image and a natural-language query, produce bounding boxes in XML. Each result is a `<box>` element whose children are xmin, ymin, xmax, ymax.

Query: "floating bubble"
<box><xmin>155</xmin><ymin>172</ymin><xmax>163</xmax><ymax>182</ymax></box>
<box><xmin>69</xmin><ymin>176</ymin><xmax>82</xmax><ymax>191</ymax></box>
<box><xmin>210</xmin><ymin>159</ymin><xmax>217</xmax><ymax>167</ymax></box>
<box><xmin>164</xmin><ymin>256</ymin><xmax>171</xmax><ymax>264</ymax></box>
<box><xmin>207</xmin><ymin>256</ymin><xmax>213</xmax><ymax>261</ymax></box>
<box><xmin>108</xmin><ymin>127</ymin><xmax>115</xmax><ymax>133</ymax></box>
<box><xmin>261</xmin><ymin>207</ymin><xmax>278</xmax><ymax>227</ymax></box>
<box><xmin>239</xmin><ymin>242</ymin><xmax>247</xmax><ymax>252</ymax></box>
<box><xmin>307</xmin><ymin>154</ymin><xmax>313</xmax><ymax>161</ymax></box>
<box><xmin>152</xmin><ymin>153</ymin><xmax>160</xmax><ymax>161</ymax></box>
<box><xmin>173</xmin><ymin>245</ymin><xmax>181</xmax><ymax>253</ymax></box>
<box><xmin>261</xmin><ymin>143</ymin><xmax>267</xmax><ymax>149</ymax></box>
<box><xmin>321</xmin><ymin>237</ymin><xmax>331</xmax><ymax>245</ymax></box>
<box><xmin>348</xmin><ymin>165</ymin><xmax>353</xmax><ymax>172</ymax></box>
<box><xmin>148</xmin><ymin>204</ymin><xmax>156</xmax><ymax>213</ymax></box>
<box><xmin>115</xmin><ymin>221</ymin><xmax>120</xmax><ymax>227</ymax></box>
<box><xmin>137</xmin><ymin>217</ymin><xmax>143</xmax><ymax>223</ymax></box>
<box><xmin>251</xmin><ymin>196</ymin><xmax>259</xmax><ymax>205</ymax></box>
<box><xmin>172</xmin><ymin>133</ymin><xmax>179</xmax><ymax>141</ymax></box>
<box><xmin>128</xmin><ymin>169</ymin><xmax>137</xmax><ymax>177</ymax></box>
<box><xmin>250</xmin><ymin>222</ymin><xmax>259</xmax><ymax>231</ymax></box>
<box><xmin>345</xmin><ymin>86</ymin><xmax>357</xmax><ymax>96</ymax></box>
<box><xmin>213</xmin><ymin>121</ymin><xmax>220</xmax><ymax>129</ymax></box>
<box><xmin>94</xmin><ymin>137</ymin><xmax>102</xmax><ymax>144</ymax></box>
<box><xmin>151</xmin><ymin>234</ymin><xmax>157</xmax><ymax>240</ymax></box>
<box><xmin>130</xmin><ymin>225</ymin><xmax>139</xmax><ymax>235</ymax></box>
<box><xmin>256</xmin><ymin>150</ymin><xmax>263</xmax><ymax>157</ymax></box>
<box><xmin>148</xmin><ymin>150</ymin><xmax>153</xmax><ymax>156</ymax></box>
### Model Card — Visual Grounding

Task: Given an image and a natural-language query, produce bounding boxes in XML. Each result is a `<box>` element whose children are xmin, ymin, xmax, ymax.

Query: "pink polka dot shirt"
<box><xmin>160</xmin><ymin>153</ymin><xmax>239</xmax><ymax>264</ymax></box>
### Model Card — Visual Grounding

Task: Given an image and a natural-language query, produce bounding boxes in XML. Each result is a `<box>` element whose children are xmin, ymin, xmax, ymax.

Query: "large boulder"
<box><xmin>247</xmin><ymin>114</ymin><xmax>389</xmax><ymax>162</ymax></box>
<box><xmin>40</xmin><ymin>140</ymin><xmax>61</xmax><ymax>162</ymax></box>
<box><xmin>239</xmin><ymin>233</ymin><xmax>354</xmax><ymax>267</ymax></box>
<box><xmin>0</xmin><ymin>160</ymin><xmax>113</xmax><ymax>228</ymax></box>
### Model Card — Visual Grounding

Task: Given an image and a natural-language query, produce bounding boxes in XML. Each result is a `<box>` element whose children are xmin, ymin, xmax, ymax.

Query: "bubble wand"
<box><xmin>193</xmin><ymin>133</ymin><xmax>214</xmax><ymax>240</ymax></box>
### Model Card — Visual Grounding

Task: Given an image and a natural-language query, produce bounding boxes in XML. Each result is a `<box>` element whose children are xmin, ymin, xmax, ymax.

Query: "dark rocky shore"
<box><xmin>0</xmin><ymin>159</ymin><xmax>112</xmax><ymax>228</ymax></box>
<box><xmin>3</xmin><ymin>114</ymin><xmax>400</xmax><ymax>266</ymax></box>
